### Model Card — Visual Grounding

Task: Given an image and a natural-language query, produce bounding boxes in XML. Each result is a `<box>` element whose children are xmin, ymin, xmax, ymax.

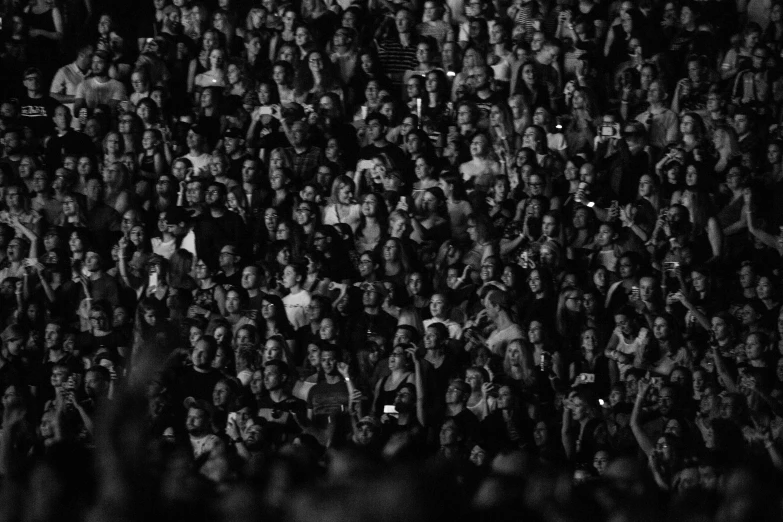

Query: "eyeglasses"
<box><xmin>296</xmin><ymin>207</ymin><xmax>310</xmax><ymax>213</ymax></box>
<box><xmin>261</xmin><ymin>303</ymin><xmax>275</xmax><ymax>308</ymax></box>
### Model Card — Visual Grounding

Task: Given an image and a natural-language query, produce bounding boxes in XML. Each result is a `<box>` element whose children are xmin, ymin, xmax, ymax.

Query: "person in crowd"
<box><xmin>3</xmin><ymin>3</ymin><xmax>783</xmax><ymax>519</ymax></box>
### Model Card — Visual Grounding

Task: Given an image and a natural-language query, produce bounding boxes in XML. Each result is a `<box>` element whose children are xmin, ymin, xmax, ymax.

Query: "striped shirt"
<box><xmin>377</xmin><ymin>38</ymin><xmax>419</xmax><ymax>87</ymax></box>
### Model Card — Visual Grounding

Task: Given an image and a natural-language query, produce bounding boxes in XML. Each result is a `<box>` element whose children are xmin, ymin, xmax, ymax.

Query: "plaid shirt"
<box><xmin>285</xmin><ymin>145</ymin><xmax>324</xmax><ymax>184</ymax></box>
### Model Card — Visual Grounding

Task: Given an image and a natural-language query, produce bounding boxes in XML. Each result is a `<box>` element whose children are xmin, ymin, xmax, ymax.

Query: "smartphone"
<box><xmin>631</xmin><ymin>286</ymin><xmax>640</xmax><ymax>299</ymax></box>
<box><xmin>578</xmin><ymin>373</ymin><xmax>595</xmax><ymax>384</ymax></box>
<box><xmin>149</xmin><ymin>271</ymin><xmax>159</xmax><ymax>289</ymax></box>
<box><xmin>663</xmin><ymin>261</ymin><xmax>679</xmax><ymax>271</ymax></box>
<box><xmin>601</xmin><ymin>124</ymin><xmax>615</xmax><ymax>137</ymax></box>
<box><xmin>383</xmin><ymin>405</ymin><xmax>398</xmax><ymax>416</ymax></box>
<box><xmin>257</xmin><ymin>106</ymin><xmax>274</xmax><ymax>116</ymax></box>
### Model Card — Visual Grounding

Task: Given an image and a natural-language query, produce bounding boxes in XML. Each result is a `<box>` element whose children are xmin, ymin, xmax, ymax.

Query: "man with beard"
<box><xmin>256</xmin><ymin>360</ymin><xmax>305</xmax><ymax>444</ymax></box>
<box><xmin>282</xmin><ymin>120</ymin><xmax>323</xmax><ymax>185</ymax></box>
<box><xmin>73</xmin><ymin>50</ymin><xmax>128</xmax><ymax>118</ymax></box>
<box><xmin>228</xmin><ymin>414</ymin><xmax>268</xmax><ymax>464</ymax></box>
<box><xmin>641</xmin><ymin>384</ymin><xmax>681</xmax><ymax>443</ymax></box>
<box><xmin>171</xmin><ymin>335</ymin><xmax>223</xmax><ymax>404</ymax></box>
<box><xmin>381</xmin><ymin>382</ymin><xmax>426</xmax><ymax>447</ymax></box>
<box><xmin>18</xmin><ymin>67</ymin><xmax>60</xmax><ymax>141</ymax></box>
<box><xmin>348</xmin><ymin>282</ymin><xmax>397</xmax><ymax>351</ymax></box>
<box><xmin>349</xmin><ymin>415</ymin><xmax>383</xmax><ymax>457</ymax></box>
<box><xmin>306</xmin><ymin>346</ymin><xmax>356</xmax><ymax>445</ymax></box>
<box><xmin>183</xmin><ymin>396</ymin><xmax>223</xmax><ymax>460</ymax></box>
<box><xmin>215</xmin><ymin>243</ymin><xmax>242</xmax><ymax>289</ymax></box>
<box><xmin>67</xmin><ymin>365</ymin><xmax>111</xmax><ymax>435</ymax></box>
<box><xmin>441</xmin><ymin>378</ymin><xmax>480</xmax><ymax>443</ymax></box>
<box><xmin>199</xmin><ymin>181</ymin><xmax>245</xmax><ymax>262</ymax></box>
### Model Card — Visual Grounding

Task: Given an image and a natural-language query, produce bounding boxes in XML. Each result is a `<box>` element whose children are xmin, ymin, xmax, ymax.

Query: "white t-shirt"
<box><xmin>487</xmin><ymin>323</ymin><xmax>525</xmax><ymax>357</ymax></box>
<box><xmin>423</xmin><ymin>318</ymin><xmax>463</xmax><ymax>340</ymax></box>
<box><xmin>74</xmin><ymin>77</ymin><xmax>127</xmax><ymax>109</ymax></box>
<box><xmin>283</xmin><ymin>289</ymin><xmax>312</xmax><ymax>330</ymax></box>
<box><xmin>182</xmin><ymin>153</ymin><xmax>211</xmax><ymax>178</ymax></box>
<box><xmin>189</xmin><ymin>433</ymin><xmax>221</xmax><ymax>459</ymax></box>
<box><xmin>614</xmin><ymin>326</ymin><xmax>649</xmax><ymax>379</ymax></box>
<box><xmin>50</xmin><ymin>62</ymin><xmax>89</xmax><ymax>125</ymax></box>
<box><xmin>151</xmin><ymin>237</ymin><xmax>177</xmax><ymax>259</ymax></box>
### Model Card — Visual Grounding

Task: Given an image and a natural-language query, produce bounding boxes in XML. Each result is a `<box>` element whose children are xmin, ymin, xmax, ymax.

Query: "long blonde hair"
<box><xmin>714</xmin><ymin>125</ymin><xmax>741</xmax><ymax>159</ymax></box>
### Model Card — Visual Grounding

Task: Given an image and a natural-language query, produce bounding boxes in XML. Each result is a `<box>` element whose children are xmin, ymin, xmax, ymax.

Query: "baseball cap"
<box><xmin>220</xmin><ymin>244</ymin><xmax>239</xmax><ymax>256</ymax></box>
<box><xmin>165</xmin><ymin>206</ymin><xmax>190</xmax><ymax>226</ymax></box>
<box><xmin>223</xmin><ymin>128</ymin><xmax>243</xmax><ymax>139</ymax></box>
<box><xmin>357</xmin><ymin>415</ymin><xmax>380</xmax><ymax>429</ymax></box>
<box><xmin>448</xmin><ymin>379</ymin><xmax>471</xmax><ymax>395</ymax></box>
<box><xmin>361</xmin><ymin>281</ymin><xmax>387</xmax><ymax>297</ymax></box>
<box><xmin>183</xmin><ymin>396</ymin><xmax>214</xmax><ymax>418</ymax></box>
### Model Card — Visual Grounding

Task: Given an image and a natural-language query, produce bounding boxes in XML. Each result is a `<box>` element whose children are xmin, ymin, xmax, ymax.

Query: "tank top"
<box><xmin>193</xmin><ymin>284</ymin><xmax>219</xmax><ymax>313</ymax></box>
<box><xmin>373</xmin><ymin>373</ymin><xmax>411</xmax><ymax>414</ymax></box>
<box><xmin>139</xmin><ymin>152</ymin><xmax>158</xmax><ymax>180</ymax></box>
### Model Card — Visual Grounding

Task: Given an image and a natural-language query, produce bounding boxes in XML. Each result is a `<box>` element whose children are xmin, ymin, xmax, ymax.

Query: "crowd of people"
<box><xmin>1</xmin><ymin>0</ymin><xmax>783</xmax><ymax>519</ymax></box>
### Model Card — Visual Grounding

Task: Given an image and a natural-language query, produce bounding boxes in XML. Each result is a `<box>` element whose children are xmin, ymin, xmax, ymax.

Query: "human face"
<box><xmin>528</xmin><ymin>321</ymin><xmax>544</xmax><ymax>344</ymax></box>
<box><xmin>189</xmin><ymin>326</ymin><xmax>203</xmax><ymax>348</ymax></box>
<box><xmin>388</xmin><ymin>346</ymin><xmax>407</xmax><ymax>371</ymax></box>
<box><xmin>618</xmin><ymin>256</ymin><xmax>635</xmax><ymax>280</ymax></box>
<box><xmin>596</xmin><ymin>224</ymin><xmax>616</xmax><ymax>247</ymax></box>
<box><xmin>570</xmin><ymin>397</ymin><xmax>588</xmax><ymax>421</ymax></box>
<box><xmin>191</xmin><ymin>339</ymin><xmax>213</xmax><ymax>369</ymax></box>
<box><xmin>224</xmin><ymin>290</ymin><xmax>241</xmax><ymax>314</ymax></box>
<box><xmin>593</xmin><ymin>450</ymin><xmax>609</xmax><ymax>475</ymax></box>
<box><xmin>581</xmin><ymin>329</ymin><xmax>598</xmax><ymax>352</ymax></box>
<box><xmin>734</xmin><ymin>114</ymin><xmax>749</xmax><ymax>136</ymax></box>
<box><xmin>615</xmin><ymin>313</ymin><xmax>633</xmax><ymax>337</ymax></box>
<box><xmin>527</xmin><ymin>270</ymin><xmax>542</xmax><ymax>294</ymax></box>
<box><xmin>745</xmin><ymin>333</ymin><xmax>764</xmax><ymax>361</ymax></box>
<box><xmin>638</xmin><ymin>175</ymin><xmax>653</xmax><ymax>198</ymax></box>
<box><xmin>281</xmin><ymin>265</ymin><xmax>298</xmax><ymax>289</ymax></box>
<box><xmin>185</xmin><ymin>408</ymin><xmax>208</xmax><ymax>434</ymax></box>
<box><xmin>522</xmin><ymin>127</ymin><xmax>540</xmax><ymax>150</ymax></box>
<box><xmin>565</xmin><ymin>292</ymin><xmax>583</xmax><ymax>313</ymax></box>
<box><xmin>212</xmin><ymin>381</ymin><xmax>231</xmax><ymax>407</ymax></box>
<box><xmin>533</xmin><ymin>421</ymin><xmax>548</xmax><ymax>447</ymax></box>
<box><xmin>659</xmin><ymin>388</ymin><xmax>675</xmax><ymax>416</ymax></box>
<box><xmin>506</xmin><ymin>342</ymin><xmax>522</xmax><ymax>367</ymax></box>
<box><xmin>91</xmin><ymin>55</ymin><xmax>108</xmax><ymax>76</ymax></box>
<box><xmin>756</xmin><ymin>276</ymin><xmax>772</xmax><ymax>300</ymax></box>
<box><xmin>407</xmin><ymin>273</ymin><xmax>423</xmax><ymax>296</ymax></box>
<box><xmin>653</xmin><ymin>317</ymin><xmax>670</xmax><ymax>340</ymax></box>
<box><xmin>319</xmin><ymin>318</ymin><xmax>336</xmax><ymax>341</ymax></box>
<box><xmin>691</xmin><ymin>271</ymin><xmax>707</xmax><ymax>293</ymax></box>
<box><xmin>711</xmin><ymin>316</ymin><xmax>728</xmax><ymax>341</ymax></box>
<box><xmin>647</xmin><ymin>81</ymin><xmax>664</xmax><ymax>104</ymax></box>
<box><xmin>320</xmin><ymin>350</ymin><xmax>337</xmax><ymax>375</ymax></box>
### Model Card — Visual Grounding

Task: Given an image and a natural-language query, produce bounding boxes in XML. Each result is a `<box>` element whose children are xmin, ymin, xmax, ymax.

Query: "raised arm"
<box><xmin>630</xmin><ymin>378</ymin><xmax>655</xmax><ymax>456</ymax></box>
